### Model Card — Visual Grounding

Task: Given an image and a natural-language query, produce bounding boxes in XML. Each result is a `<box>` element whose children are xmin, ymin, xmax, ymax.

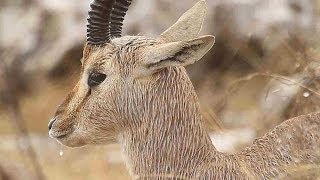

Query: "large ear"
<box><xmin>143</xmin><ymin>35</ymin><xmax>215</xmax><ymax>72</ymax></box>
<box><xmin>159</xmin><ymin>0</ymin><xmax>207</xmax><ymax>42</ymax></box>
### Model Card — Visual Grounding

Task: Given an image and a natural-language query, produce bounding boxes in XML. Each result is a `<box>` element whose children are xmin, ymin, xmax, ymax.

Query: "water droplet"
<box><xmin>59</xmin><ymin>150</ymin><xmax>64</xmax><ymax>156</ymax></box>
<box><xmin>303</xmin><ymin>92</ymin><xmax>310</xmax><ymax>98</ymax></box>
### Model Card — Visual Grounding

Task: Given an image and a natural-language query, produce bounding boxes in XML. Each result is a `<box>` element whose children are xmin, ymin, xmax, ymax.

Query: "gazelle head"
<box><xmin>49</xmin><ymin>0</ymin><xmax>214</xmax><ymax>147</ymax></box>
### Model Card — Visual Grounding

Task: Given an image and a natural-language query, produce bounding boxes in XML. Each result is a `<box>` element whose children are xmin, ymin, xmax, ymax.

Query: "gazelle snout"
<box><xmin>48</xmin><ymin>118</ymin><xmax>56</xmax><ymax>131</ymax></box>
<box><xmin>48</xmin><ymin>80</ymin><xmax>99</xmax><ymax>147</ymax></box>
<box><xmin>48</xmin><ymin>114</ymin><xmax>84</xmax><ymax>147</ymax></box>
<box><xmin>49</xmin><ymin>102</ymin><xmax>76</xmax><ymax>141</ymax></box>
<box><xmin>48</xmin><ymin>116</ymin><xmax>74</xmax><ymax>139</ymax></box>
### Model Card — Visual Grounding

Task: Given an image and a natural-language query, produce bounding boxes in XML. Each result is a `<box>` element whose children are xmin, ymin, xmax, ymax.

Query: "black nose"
<box><xmin>48</xmin><ymin>118</ymin><xmax>56</xmax><ymax>131</ymax></box>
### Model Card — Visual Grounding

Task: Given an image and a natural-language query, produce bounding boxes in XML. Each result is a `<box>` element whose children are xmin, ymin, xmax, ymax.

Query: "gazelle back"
<box><xmin>49</xmin><ymin>0</ymin><xmax>320</xmax><ymax>179</ymax></box>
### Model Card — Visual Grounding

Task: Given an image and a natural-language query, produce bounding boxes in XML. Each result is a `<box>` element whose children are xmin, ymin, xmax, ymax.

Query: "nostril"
<box><xmin>48</xmin><ymin>118</ymin><xmax>56</xmax><ymax>131</ymax></box>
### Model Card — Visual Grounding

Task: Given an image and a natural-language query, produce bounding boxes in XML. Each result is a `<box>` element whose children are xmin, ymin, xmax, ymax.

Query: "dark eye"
<box><xmin>88</xmin><ymin>72</ymin><xmax>107</xmax><ymax>87</ymax></box>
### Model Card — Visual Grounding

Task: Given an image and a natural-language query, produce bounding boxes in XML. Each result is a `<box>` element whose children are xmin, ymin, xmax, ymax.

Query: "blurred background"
<box><xmin>1</xmin><ymin>0</ymin><xmax>320</xmax><ymax>179</ymax></box>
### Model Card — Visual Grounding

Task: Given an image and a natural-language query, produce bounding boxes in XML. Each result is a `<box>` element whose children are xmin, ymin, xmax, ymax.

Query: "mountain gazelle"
<box><xmin>49</xmin><ymin>0</ymin><xmax>320</xmax><ymax>179</ymax></box>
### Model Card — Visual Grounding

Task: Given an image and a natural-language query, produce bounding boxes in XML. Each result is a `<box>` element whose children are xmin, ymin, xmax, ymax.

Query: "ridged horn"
<box><xmin>110</xmin><ymin>0</ymin><xmax>132</xmax><ymax>38</ymax></box>
<box><xmin>87</xmin><ymin>0</ymin><xmax>132</xmax><ymax>46</ymax></box>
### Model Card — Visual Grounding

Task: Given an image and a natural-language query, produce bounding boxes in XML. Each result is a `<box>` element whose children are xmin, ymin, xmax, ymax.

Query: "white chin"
<box><xmin>55</xmin><ymin>134</ymin><xmax>87</xmax><ymax>148</ymax></box>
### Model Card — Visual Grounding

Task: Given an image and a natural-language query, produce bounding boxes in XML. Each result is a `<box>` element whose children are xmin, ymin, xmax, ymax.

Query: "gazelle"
<box><xmin>49</xmin><ymin>0</ymin><xmax>320</xmax><ymax>179</ymax></box>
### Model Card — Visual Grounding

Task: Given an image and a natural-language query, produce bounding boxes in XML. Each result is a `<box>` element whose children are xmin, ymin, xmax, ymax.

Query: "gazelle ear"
<box><xmin>159</xmin><ymin>0</ymin><xmax>207</xmax><ymax>42</ymax></box>
<box><xmin>143</xmin><ymin>36</ymin><xmax>215</xmax><ymax>72</ymax></box>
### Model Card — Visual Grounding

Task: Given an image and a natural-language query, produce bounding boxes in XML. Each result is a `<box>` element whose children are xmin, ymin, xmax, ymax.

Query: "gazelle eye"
<box><xmin>88</xmin><ymin>72</ymin><xmax>107</xmax><ymax>87</ymax></box>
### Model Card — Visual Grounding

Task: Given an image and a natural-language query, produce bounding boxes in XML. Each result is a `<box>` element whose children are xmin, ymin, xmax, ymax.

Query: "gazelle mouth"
<box><xmin>55</xmin><ymin>133</ymin><xmax>69</xmax><ymax>139</ymax></box>
<box><xmin>49</xmin><ymin>130</ymin><xmax>73</xmax><ymax>139</ymax></box>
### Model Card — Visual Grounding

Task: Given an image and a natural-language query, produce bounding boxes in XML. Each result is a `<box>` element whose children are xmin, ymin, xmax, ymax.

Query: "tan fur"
<box><xmin>49</xmin><ymin>1</ymin><xmax>320</xmax><ymax>179</ymax></box>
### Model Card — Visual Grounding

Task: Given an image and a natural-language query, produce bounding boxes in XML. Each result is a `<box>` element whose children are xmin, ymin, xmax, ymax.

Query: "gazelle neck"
<box><xmin>118</xmin><ymin>67</ymin><xmax>217</xmax><ymax>179</ymax></box>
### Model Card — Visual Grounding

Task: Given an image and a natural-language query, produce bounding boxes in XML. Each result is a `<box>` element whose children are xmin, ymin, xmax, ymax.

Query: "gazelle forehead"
<box><xmin>84</xmin><ymin>36</ymin><xmax>158</xmax><ymax>69</ymax></box>
<box><xmin>110</xmin><ymin>36</ymin><xmax>158</xmax><ymax>66</ymax></box>
<box><xmin>111</xmin><ymin>36</ymin><xmax>158</xmax><ymax>51</ymax></box>
<box><xmin>84</xmin><ymin>46</ymin><xmax>114</xmax><ymax>68</ymax></box>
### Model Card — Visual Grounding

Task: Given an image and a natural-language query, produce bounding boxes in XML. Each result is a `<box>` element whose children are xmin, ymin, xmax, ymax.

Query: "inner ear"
<box><xmin>147</xmin><ymin>42</ymin><xmax>200</xmax><ymax>69</ymax></box>
<box><xmin>143</xmin><ymin>35</ymin><xmax>215</xmax><ymax>72</ymax></box>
